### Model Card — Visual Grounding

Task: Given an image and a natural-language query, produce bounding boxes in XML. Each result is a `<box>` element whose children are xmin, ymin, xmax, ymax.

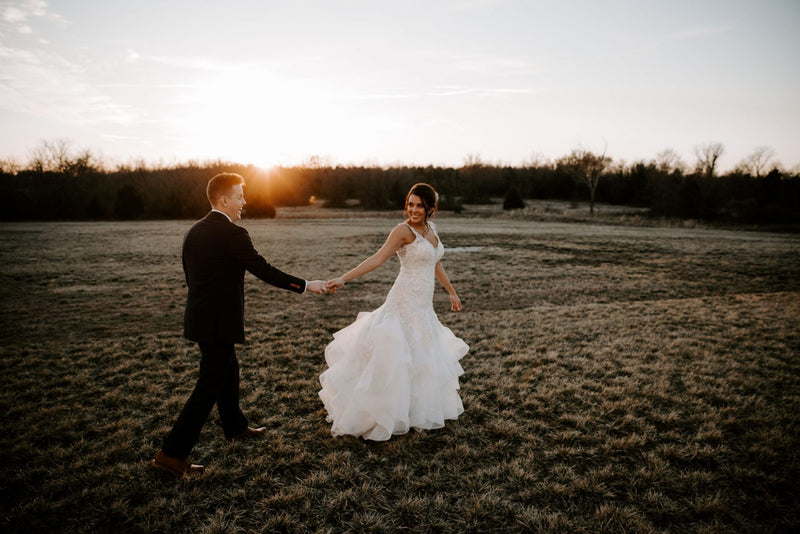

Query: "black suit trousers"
<box><xmin>162</xmin><ymin>343</ymin><xmax>248</xmax><ymax>459</ymax></box>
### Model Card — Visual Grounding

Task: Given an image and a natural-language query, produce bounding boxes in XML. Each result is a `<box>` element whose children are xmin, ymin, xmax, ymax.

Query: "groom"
<box><xmin>152</xmin><ymin>172</ymin><xmax>327</xmax><ymax>477</ymax></box>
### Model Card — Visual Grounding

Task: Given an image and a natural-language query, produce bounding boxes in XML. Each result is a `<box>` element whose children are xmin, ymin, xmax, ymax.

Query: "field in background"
<box><xmin>1</xmin><ymin>216</ymin><xmax>799</xmax><ymax>532</ymax></box>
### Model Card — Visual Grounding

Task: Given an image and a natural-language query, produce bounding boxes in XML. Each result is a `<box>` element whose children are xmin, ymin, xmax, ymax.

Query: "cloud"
<box><xmin>670</xmin><ymin>23</ymin><xmax>735</xmax><ymax>40</ymax></box>
<box><xmin>125</xmin><ymin>49</ymin><xmax>271</xmax><ymax>73</ymax></box>
<box><xmin>346</xmin><ymin>91</ymin><xmax>421</xmax><ymax>100</ymax></box>
<box><xmin>1</xmin><ymin>0</ymin><xmax>66</xmax><ymax>34</ymax></box>
<box><xmin>2</xmin><ymin>5</ymin><xmax>26</xmax><ymax>23</ymax></box>
<box><xmin>0</xmin><ymin>44</ymin><xmax>138</xmax><ymax>125</ymax></box>
<box><xmin>0</xmin><ymin>4</ymin><xmax>140</xmax><ymax>125</ymax></box>
<box><xmin>100</xmin><ymin>133</ymin><xmax>142</xmax><ymax>141</ymax></box>
<box><xmin>429</xmin><ymin>86</ymin><xmax>540</xmax><ymax>97</ymax></box>
<box><xmin>451</xmin><ymin>54</ymin><xmax>541</xmax><ymax>76</ymax></box>
<box><xmin>440</xmin><ymin>0</ymin><xmax>510</xmax><ymax>11</ymax></box>
<box><xmin>342</xmin><ymin>85</ymin><xmax>542</xmax><ymax>101</ymax></box>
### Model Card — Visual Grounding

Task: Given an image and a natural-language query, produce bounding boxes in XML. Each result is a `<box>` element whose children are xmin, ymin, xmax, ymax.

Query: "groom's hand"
<box><xmin>306</xmin><ymin>280</ymin><xmax>328</xmax><ymax>295</ymax></box>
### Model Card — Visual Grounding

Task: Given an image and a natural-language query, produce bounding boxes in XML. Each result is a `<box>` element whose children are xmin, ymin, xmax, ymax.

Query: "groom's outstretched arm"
<box><xmin>228</xmin><ymin>226</ymin><xmax>306</xmax><ymax>293</ymax></box>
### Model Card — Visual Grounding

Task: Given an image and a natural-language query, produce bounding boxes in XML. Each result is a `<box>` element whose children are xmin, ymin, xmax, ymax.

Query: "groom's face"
<box><xmin>221</xmin><ymin>184</ymin><xmax>246</xmax><ymax>221</ymax></box>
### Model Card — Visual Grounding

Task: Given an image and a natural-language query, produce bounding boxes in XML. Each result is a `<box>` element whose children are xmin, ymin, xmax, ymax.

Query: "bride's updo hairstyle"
<box><xmin>404</xmin><ymin>183</ymin><xmax>439</xmax><ymax>222</ymax></box>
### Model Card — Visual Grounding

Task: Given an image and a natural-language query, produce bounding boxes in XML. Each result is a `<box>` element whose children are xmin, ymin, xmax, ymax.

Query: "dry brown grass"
<box><xmin>1</xmin><ymin>215</ymin><xmax>799</xmax><ymax>533</ymax></box>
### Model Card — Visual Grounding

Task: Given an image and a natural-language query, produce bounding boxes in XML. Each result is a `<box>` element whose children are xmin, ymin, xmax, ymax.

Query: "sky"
<box><xmin>1</xmin><ymin>0</ymin><xmax>799</xmax><ymax>171</ymax></box>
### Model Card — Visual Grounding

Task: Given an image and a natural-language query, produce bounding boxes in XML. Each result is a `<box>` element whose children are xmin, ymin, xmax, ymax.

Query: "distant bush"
<box><xmin>503</xmin><ymin>187</ymin><xmax>526</xmax><ymax>210</ymax></box>
<box><xmin>114</xmin><ymin>184</ymin><xmax>145</xmax><ymax>220</ymax></box>
<box><xmin>244</xmin><ymin>202</ymin><xmax>276</xmax><ymax>219</ymax></box>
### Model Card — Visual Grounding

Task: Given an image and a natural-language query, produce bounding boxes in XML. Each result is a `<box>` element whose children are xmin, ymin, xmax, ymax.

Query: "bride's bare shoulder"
<box><xmin>390</xmin><ymin>221</ymin><xmax>416</xmax><ymax>243</ymax></box>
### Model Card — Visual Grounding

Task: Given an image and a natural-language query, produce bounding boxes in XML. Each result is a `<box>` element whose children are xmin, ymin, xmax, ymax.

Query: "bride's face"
<box><xmin>407</xmin><ymin>194</ymin><xmax>427</xmax><ymax>224</ymax></box>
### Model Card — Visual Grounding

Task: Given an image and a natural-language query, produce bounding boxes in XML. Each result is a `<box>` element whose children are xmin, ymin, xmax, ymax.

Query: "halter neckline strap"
<box><xmin>405</xmin><ymin>222</ymin><xmax>439</xmax><ymax>248</ymax></box>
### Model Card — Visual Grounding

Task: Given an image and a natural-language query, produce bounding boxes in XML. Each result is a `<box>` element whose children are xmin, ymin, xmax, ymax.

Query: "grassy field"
<box><xmin>1</xmin><ymin>213</ymin><xmax>799</xmax><ymax>533</ymax></box>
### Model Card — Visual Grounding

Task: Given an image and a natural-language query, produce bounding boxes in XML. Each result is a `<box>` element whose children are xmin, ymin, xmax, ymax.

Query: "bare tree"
<box><xmin>522</xmin><ymin>150</ymin><xmax>551</xmax><ymax>169</ymax></box>
<box><xmin>462</xmin><ymin>153</ymin><xmax>485</xmax><ymax>168</ymax></box>
<box><xmin>27</xmin><ymin>138</ymin><xmax>100</xmax><ymax>175</ymax></box>
<box><xmin>0</xmin><ymin>156</ymin><xmax>22</xmax><ymax>175</ymax></box>
<box><xmin>655</xmin><ymin>148</ymin><xmax>687</xmax><ymax>174</ymax></box>
<box><xmin>29</xmin><ymin>139</ymin><xmax>70</xmax><ymax>173</ymax></box>
<box><xmin>694</xmin><ymin>142</ymin><xmax>725</xmax><ymax>177</ymax></box>
<box><xmin>556</xmin><ymin>148</ymin><xmax>611</xmax><ymax>215</ymax></box>
<box><xmin>737</xmin><ymin>146</ymin><xmax>776</xmax><ymax>178</ymax></box>
<box><xmin>304</xmin><ymin>154</ymin><xmax>334</xmax><ymax>169</ymax></box>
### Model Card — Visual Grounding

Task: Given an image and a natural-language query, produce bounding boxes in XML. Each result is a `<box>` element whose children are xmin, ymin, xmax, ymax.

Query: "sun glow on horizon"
<box><xmin>167</xmin><ymin>66</ymin><xmax>376</xmax><ymax>169</ymax></box>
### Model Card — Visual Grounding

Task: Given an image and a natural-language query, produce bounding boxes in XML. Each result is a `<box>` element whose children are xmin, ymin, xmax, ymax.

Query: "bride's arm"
<box><xmin>327</xmin><ymin>224</ymin><xmax>413</xmax><ymax>291</ymax></box>
<box><xmin>435</xmin><ymin>260</ymin><xmax>463</xmax><ymax>311</ymax></box>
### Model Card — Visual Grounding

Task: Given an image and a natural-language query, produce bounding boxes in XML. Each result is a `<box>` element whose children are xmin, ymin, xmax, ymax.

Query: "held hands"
<box><xmin>305</xmin><ymin>278</ymin><xmax>346</xmax><ymax>295</ymax></box>
<box><xmin>306</xmin><ymin>280</ymin><xmax>328</xmax><ymax>295</ymax></box>
<box><xmin>326</xmin><ymin>278</ymin><xmax>345</xmax><ymax>294</ymax></box>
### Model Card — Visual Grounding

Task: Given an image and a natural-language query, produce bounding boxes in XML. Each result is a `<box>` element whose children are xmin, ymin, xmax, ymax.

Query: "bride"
<box><xmin>320</xmin><ymin>183</ymin><xmax>469</xmax><ymax>441</ymax></box>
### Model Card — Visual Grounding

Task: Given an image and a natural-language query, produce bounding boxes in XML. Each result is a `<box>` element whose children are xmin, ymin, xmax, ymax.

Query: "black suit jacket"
<box><xmin>182</xmin><ymin>211</ymin><xmax>305</xmax><ymax>344</ymax></box>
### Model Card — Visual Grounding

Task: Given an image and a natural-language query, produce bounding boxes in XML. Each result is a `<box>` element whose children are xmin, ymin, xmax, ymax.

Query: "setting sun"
<box><xmin>168</xmin><ymin>63</ymin><xmax>404</xmax><ymax>169</ymax></box>
<box><xmin>172</xmin><ymin>68</ymin><xmax>325</xmax><ymax>168</ymax></box>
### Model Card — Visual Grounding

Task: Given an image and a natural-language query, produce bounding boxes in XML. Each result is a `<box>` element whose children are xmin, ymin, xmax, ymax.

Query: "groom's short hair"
<box><xmin>207</xmin><ymin>173</ymin><xmax>245</xmax><ymax>205</ymax></box>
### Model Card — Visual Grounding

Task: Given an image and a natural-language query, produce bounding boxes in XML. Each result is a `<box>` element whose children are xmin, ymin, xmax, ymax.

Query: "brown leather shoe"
<box><xmin>228</xmin><ymin>426</ymin><xmax>267</xmax><ymax>442</ymax></box>
<box><xmin>152</xmin><ymin>450</ymin><xmax>205</xmax><ymax>477</ymax></box>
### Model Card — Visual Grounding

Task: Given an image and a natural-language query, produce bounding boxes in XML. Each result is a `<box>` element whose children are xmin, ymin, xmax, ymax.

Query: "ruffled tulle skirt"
<box><xmin>319</xmin><ymin>305</ymin><xmax>468</xmax><ymax>441</ymax></box>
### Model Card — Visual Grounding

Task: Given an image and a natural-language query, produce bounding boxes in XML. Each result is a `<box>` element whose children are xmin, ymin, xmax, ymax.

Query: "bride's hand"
<box><xmin>449</xmin><ymin>293</ymin><xmax>462</xmax><ymax>312</ymax></box>
<box><xmin>326</xmin><ymin>278</ymin><xmax>345</xmax><ymax>294</ymax></box>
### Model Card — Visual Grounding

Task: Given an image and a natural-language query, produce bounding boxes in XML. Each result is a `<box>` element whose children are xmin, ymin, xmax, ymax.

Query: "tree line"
<box><xmin>1</xmin><ymin>140</ymin><xmax>798</xmax><ymax>225</ymax></box>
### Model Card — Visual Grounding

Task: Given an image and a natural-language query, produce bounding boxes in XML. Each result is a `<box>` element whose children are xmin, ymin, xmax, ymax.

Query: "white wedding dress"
<box><xmin>319</xmin><ymin>222</ymin><xmax>469</xmax><ymax>440</ymax></box>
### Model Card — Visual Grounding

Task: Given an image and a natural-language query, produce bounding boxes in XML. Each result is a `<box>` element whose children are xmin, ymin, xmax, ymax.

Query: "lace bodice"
<box><xmin>397</xmin><ymin>222</ymin><xmax>443</xmax><ymax>266</ymax></box>
<box><xmin>383</xmin><ymin>222</ymin><xmax>444</xmax><ymax>322</ymax></box>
